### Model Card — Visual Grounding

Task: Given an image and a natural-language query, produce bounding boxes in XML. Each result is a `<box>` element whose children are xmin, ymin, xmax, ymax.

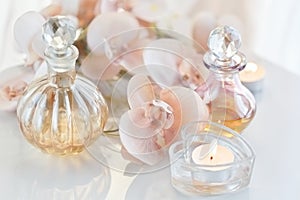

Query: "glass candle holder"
<box><xmin>169</xmin><ymin>121</ymin><xmax>255</xmax><ymax>196</ymax></box>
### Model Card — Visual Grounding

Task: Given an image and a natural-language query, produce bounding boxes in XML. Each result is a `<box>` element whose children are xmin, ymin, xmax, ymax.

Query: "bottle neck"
<box><xmin>48</xmin><ymin>68</ymin><xmax>76</xmax><ymax>88</ymax></box>
<box><xmin>203</xmin><ymin>51</ymin><xmax>247</xmax><ymax>74</ymax></box>
<box><xmin>210</xmin><ymin>70</ymin><xmax>241</xmax><ymax>82</ymax></box>
<box><xmin>45</xmin><ymin>45</ymin><xmax>78</xmax><ymax>87</ymax></box>
<box><xmin>205</xmin><ymin>70</ymin><xmax>245</xmax><ymax>91</ymax></box>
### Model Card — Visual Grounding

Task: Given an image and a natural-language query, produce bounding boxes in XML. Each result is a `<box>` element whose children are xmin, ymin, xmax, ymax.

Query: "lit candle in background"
<box><xmin>239</xmin><ymin>62</ymin><xmax>266</xmax><ymax>92</ymax></box>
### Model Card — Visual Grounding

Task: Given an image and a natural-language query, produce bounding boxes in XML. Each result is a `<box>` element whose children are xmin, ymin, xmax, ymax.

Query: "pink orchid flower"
<box><xmin>119</xmin><ymin>74</ymin><xmax>208</xmax><ymax>165</ymax></box>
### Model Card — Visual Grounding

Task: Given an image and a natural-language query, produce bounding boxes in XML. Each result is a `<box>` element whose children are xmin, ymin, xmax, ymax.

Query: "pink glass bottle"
<box><xmin>196</xmin><ymin>26</ymin><xmax>256</xmax><ymax>133</ymax></box>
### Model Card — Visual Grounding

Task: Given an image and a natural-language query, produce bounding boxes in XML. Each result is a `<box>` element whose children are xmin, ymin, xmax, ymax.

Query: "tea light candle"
<box><xmin>191</xmin><ymin>143</ymin><xmax>235</xmax><ymax>182</ymax></box>
<box><xmin>239</xmin><ymin>62</ymin><xmax>265</xmax><ymax>92</ymax></box>
<box><xmin>192</xmin><ymin>143</ymin><xmax>234</xmax><ymax>170</ymax></box>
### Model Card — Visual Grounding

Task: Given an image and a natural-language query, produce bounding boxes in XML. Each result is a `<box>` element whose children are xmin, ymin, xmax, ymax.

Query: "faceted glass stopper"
<box><xmin>42</xmin><ymin>16</ymin><xmax>76</xmax><ymax>51</ymax></box>
<box><xmin>207</xmin><ymin>25</ymin><xmax>241</xmax><ymax>61</ymax></box>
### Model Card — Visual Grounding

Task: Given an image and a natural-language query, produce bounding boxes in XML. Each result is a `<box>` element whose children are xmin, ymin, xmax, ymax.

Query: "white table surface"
<box><xmin>0</xmin><ymin>58</ymin><xmax>300</xmax><ymax>200</ymax></box>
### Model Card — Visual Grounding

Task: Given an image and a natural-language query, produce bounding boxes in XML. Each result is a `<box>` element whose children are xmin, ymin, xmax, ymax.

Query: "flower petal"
<box><xmin>119</xmin><ymin>111</ymin><xmax>165</xmax><ymax>165</ymax></box>
<box><xmin>192</xmin><ymin>12</ymin><xmax>217</xmax><ymax>51</ymax></box>
<box><xmin>119</xmin><ymin>38</ymin><xmax>152</xmax><ymax>74</ymax></box>
<box><xmin>128</xmin><ymin>107</ymin><xmax>152</xmax><ymax>128</ymax></box>
<box><xmin>168</xmin><ymin>86</ymin><xmax>209</xmax><ymax>125</ymax></box>
<box><xmin>159</xmin><ymin>86</ymin><xmax>209</xmax><ymax>143</ymax></box>
<box><xmin>177</xmin><ymin>55</ymin><xmax>207</xmax><ymax>89</ymax></box>
<box><xmin>120</xmin><ymin>146</ymin><xmax>144</xmax><ymax>165</ymax></box>
<box><xmin>143</xmin><ymin>38</ymin><xmax>185</xmax><ymax>87</ymax></box>
<box><xmin>34</xmin><ymin>61</ymin><xmax>48</xmax><ymax>80</ymax></box>
<box><xmin>87</xmin><ymin>12</ymin><xmax>139</xmax><ymax>55</ymax></box>
<box><xmin>158</xmin><ymin>88</ymin><xmax>181</xmax><ymax>143</ymax></box>
<box><xmin>25</xmin><ymin>47</ymin><xmax>41</xmax><ymax>66</ymax></box>
<box><xmin>101</xmin><ymin>0</ymin><xmax>119</xmax><ymax>13</ymax></box>
<box><xmin>14</xmin><ymin>11</ymin><xmax>45</xmax><ymax>53</ymax></box>
<box><xmin>80</xmin><ymin>53</ymin><xmax>121</xmax><ymax>81</ymax></box>
<box><xmin>127</xmin><ymin>74</ymin><xmax>155</xmax><ymax>108</ymax></box>
<box><xmin>31</xmin><ymin>31</ymin><xmax>46</xmax><ymax>59</ymax></box>
<box><xmin>56</xmin><ymin>0</ymin><xmax>80</xmax><ymax>16</ymax></box>
<box><xmin>131</xmin><ymin>0</ymin><xmax>167</xmax><ymax>22</ymax></box>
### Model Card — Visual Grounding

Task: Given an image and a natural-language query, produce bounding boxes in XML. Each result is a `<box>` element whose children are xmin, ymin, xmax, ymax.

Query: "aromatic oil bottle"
<box><xmin>17</xmin><ymin>16</ymin><xmax>108</xmax><ymax>155</ymax></box>
<box><xmin>196</xmin><ymin>26</ymin><xmax>256</xmax><ymax>133</ymax></box>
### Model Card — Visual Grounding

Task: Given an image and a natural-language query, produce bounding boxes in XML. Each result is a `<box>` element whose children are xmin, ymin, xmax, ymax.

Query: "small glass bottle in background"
<box><xmin>196</xmin><ymin>25</ymin><xmax>256</xmax><ymax>133</ymax></box>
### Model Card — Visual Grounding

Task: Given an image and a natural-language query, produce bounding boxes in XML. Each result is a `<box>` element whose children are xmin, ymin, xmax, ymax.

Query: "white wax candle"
<box><xmin>192</xmin><ymin>144</ymin><xmax>234</xmax><ymax>171</ymax></box>
<box><xmin>239</xmin><ymin>62</ymin><xmax>265</xmax><ymax>92</ymax></box>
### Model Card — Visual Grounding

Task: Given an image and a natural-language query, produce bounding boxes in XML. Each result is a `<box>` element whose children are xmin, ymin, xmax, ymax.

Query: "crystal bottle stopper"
<box><xmin>42</xmin><ymin>16</ymin><xmax>79</xmax><ymax>72</ymax></box>
<box><xmin>42</xmin><ymin>16</ymin><xmax>76</xmax><ymax>53</ymax></box>
<box><xmin>203</xmin><ymin>25</ymin><xmax>246</xmax><ymax>72</ymax></box>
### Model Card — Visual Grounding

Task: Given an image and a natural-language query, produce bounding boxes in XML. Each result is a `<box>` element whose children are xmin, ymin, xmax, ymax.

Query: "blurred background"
<box><xmin>0</xmin><ymin>0</ymin><xmax>299</xmax><ymax>75</ymax></box>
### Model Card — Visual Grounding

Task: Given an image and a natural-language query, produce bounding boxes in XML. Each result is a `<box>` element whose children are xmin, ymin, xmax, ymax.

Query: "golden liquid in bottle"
<box><xmin>209</xmin><ymin>107</ymin><xmax>255</xmax><ymax>133</ymax></box>
<box><xmin>19</xmin><ymin>88</ymin><xmax>108</xmax><ymax>155</ymax></box>
<box><xmin>208</xmin><ymin>97</ymin><xmax>255</xmax><ymax>133</ymax></box>
<box><xmin>21</xmin><ymin>109</ymin><xmax>107</xmax><ymax>155</ymax></box>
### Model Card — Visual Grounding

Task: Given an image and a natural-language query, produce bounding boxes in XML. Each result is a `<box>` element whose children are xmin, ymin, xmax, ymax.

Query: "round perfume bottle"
<box><xmin>196</xmin><ymin>26</ymin><xmax>256</xmax><ymax>133</ymax></box>
<box><xmin>17</xmin><ymin>16</ymin><xmax>108</xmax><ymax>155</ymax></box>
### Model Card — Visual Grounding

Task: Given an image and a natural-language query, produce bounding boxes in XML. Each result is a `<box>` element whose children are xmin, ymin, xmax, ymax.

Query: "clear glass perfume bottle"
<box><xmin>17</xmin><ymin>16</ymin><xmax>108</xmax><ymax>155</ymax></box>
<box><xmin>196</xmin><ymin>26</ymin><xmax>256</xmax><ymax>133</ymax></box>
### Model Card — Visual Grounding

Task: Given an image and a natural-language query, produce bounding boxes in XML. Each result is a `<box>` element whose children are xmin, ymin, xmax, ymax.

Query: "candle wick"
<box><xmin>210</xmin><ymin>156</ymin><xmax>213</xmax><ymax>160</ymax></box>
